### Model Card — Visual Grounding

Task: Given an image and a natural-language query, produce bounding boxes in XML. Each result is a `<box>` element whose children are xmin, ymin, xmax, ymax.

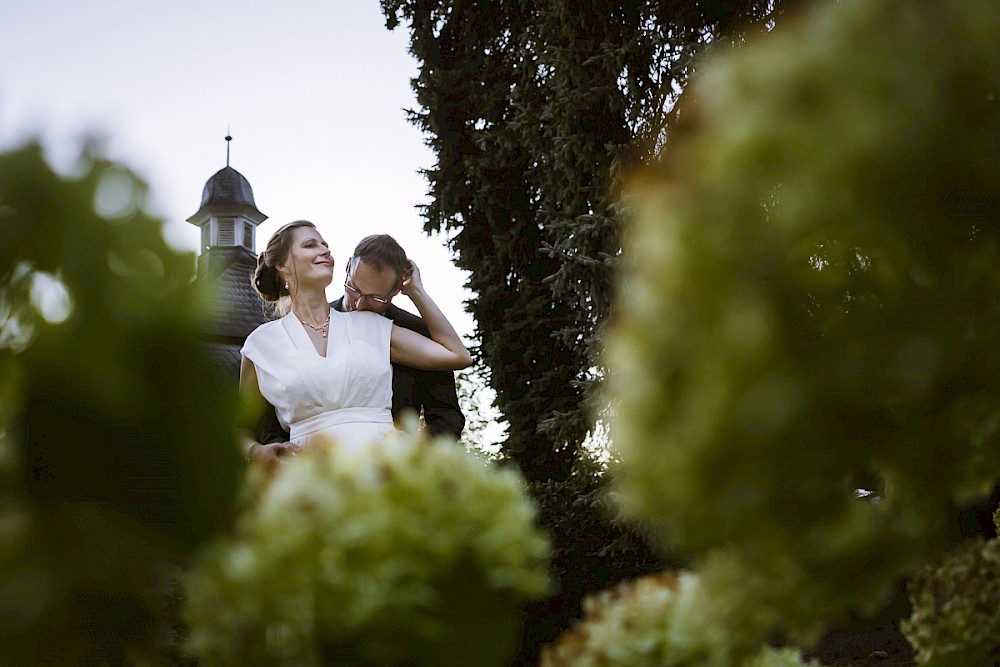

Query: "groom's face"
<box><xmin>344</xmin><ymin>258</ymin><xmax>399</xmax><ymax>315</ymax></box>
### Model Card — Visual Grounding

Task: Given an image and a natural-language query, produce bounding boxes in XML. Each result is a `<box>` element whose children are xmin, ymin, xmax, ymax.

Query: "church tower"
<box><xmin>187</xmin><ymin>134</ymin><xmax>267</xmax><ymax>267</ymax></box>
<box><xmin>189</xmin><ymin>135</ymin><xmax>271</xmax><ymax>380</ymax></box>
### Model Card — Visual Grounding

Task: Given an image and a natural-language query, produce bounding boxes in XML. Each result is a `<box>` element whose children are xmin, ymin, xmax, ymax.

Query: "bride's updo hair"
<box><xmin>252</xmin><ymin>220</ymin><xmax>317</xmax><ymax>309</ymax></box>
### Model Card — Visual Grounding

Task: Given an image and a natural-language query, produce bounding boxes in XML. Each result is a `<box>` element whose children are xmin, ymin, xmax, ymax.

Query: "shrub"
<box><xmin>182</xmin><ymin>430</ymin><xmax>551</xmax><ymax>667</ymax></box>
<box><xmin>514</xmin><ymin>460</ymin><xmax>678</xmax><ymax>665</ymax></box>
<box><xmin>539</xmin><ymin>571</ymin><xmax>818</xmax><ymax>667</ymax></box>
<box><xmin>0</xmin><ymin>142</ymin><xmax>240</xmax><ymax>666</ymax></box>
<box><xmin>605</xmin><ymin>0</ymin><xmax>1000</xmax><ymax>648</ymax></box>
<box><xmin>901</xmin><ymin>537</ymin><xmax>1000</xmax><ymax>666</ymax></box>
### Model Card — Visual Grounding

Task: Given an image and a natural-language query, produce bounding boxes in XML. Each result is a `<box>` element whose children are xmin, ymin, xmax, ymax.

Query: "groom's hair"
<box><xmin>351</xmin><ymin>234</ymin><xmax>409</xmax><ymax>282</ymax></box>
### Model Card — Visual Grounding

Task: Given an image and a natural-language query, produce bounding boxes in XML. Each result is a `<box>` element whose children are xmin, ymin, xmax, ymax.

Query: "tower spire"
<box><xmin>225</xmin><ymin>127</ymin><xmax>232</xmax><ymax>167</ymax></box>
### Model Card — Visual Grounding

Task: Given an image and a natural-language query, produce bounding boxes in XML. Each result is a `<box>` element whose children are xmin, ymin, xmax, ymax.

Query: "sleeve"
<box><xmin>240</xmin><ymin>321</ymin><xmax>291</xmax><ymax>382</ymax></box>
<box><xmin>241</xmin><ymin>324</ymin><xmax>291</xmax><ymax>444</ymax></box>
<box><xmin>385</xmin><ymin>305</ymin><xmax>466</xmax><ymax>439</ymax></box>
<box><xmin>419</xmin><ymin>369</ymin><xmax>466</xmax><ymax>438</ymax></box>
<box><xmin>239</xmin><ymin>328</ymin><xmax>262</xmax><ymax>367</ymax></box>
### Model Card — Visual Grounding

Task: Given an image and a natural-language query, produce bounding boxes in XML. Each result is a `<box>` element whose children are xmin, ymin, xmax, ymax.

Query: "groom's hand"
<box><xmin>400</xmin><ymin>260</ymin><xmax>424</xmax><ymax>298</ymax></box>
<box><xmin>251</xmin><ymin>441</ymin><xmax>302</xmax><ymax>471</ymax></box>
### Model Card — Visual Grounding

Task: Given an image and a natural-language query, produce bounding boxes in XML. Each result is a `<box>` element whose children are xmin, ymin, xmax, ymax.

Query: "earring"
<box><xmin>284</xmin><ymin>281</ymin><xmax>289</xmax><ymax>290</ymax></box>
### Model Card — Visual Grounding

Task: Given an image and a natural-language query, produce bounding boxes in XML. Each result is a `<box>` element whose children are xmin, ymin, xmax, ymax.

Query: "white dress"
<box><xmin>240</xmin><ymin>310</ymin><xmax>396</xmax><ymax>452</ymax></box>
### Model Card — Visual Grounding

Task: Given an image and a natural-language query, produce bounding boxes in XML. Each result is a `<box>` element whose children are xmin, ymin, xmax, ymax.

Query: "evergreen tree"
<box><xmin>381</xmin><ymin>0</ymin><xmax>784</xmax><ymax>481</ymax></box>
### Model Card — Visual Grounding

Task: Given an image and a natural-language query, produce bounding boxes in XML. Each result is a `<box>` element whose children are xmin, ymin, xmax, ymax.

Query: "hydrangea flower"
<box><xmin>539</xmin><ymin>571</ymin><xmax>818</xmax><ymax>667</ymax></box>
<box><xmin>182</xmin><ymin>430</ymin><xmax>550</xmax><ymax>666</ymax></box>
<box><xmin>902</xmin><ymin>537</ymin><xmax>1000</xmax><ymax>666</ymax></box>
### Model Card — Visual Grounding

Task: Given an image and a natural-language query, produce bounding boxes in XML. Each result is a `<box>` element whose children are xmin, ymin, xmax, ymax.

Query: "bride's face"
<box><xmin>278</xmin><ymin>226</ymin><xmax>334</xmax><ymax>289</ymax></box>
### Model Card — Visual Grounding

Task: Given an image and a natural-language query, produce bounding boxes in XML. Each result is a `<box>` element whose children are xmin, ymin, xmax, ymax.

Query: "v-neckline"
<box><xmin>287</xmin><ymin>313</ymin><xmax>330</xmax><ymax>358</ymax></box>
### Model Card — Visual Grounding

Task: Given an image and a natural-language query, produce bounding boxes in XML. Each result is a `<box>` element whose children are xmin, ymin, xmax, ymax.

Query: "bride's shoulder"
<box><xmin>247</xmin><ymin>316</ymin><xmax>287</xmax><ymax>339</ymax></box>
<box><xmin>341</xmin><ymin>309</ymin><xmax>379</xmax><ymax>321</ymax></box>
<box><xmin>344</xmin><ymin>310</ymin><xmax>388</xmax><ymax>325</ymax></box>
<box><xmin>341</xmin><ymin>309</ymin><xmax>392</xmax><ymax>336</ymax></box>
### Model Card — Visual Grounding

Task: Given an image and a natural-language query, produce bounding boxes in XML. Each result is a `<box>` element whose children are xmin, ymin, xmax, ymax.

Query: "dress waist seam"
<box><xmin>290</xmin><ymin>407</ymin><xmax>393</xmax><ymax>440</ymax></box>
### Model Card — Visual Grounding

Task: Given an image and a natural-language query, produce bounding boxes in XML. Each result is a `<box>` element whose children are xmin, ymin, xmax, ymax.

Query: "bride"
<box><xmin>238</xmin><ymin>220</ymin><xmax>472</xmax><ymax>467</ymax></box>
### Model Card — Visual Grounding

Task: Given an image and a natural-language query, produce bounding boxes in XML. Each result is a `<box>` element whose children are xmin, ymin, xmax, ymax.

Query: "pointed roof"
<box><xmin>201</xmin><ymin>166</ymin><xmax>257</xmax><ymax>207</ymax></box>
<box><xmin>187</xmin><ymin>166</ymin><xmax>266</xmax><ymax>223</ymax></box>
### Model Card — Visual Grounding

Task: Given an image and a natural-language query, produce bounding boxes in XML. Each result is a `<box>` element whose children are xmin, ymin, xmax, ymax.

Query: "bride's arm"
<box><xmin>239</xmin><ymin>356</ymin><xmax>301</xmax><ymax>466</ymax></box>
<box><xmin>389</xmin><ymin>261</ymin><xmax>473</xmax><ymax>371</ymax></box>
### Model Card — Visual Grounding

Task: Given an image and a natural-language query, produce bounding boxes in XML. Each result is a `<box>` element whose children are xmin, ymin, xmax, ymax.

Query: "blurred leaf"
<box><xmin>0</xmin><ymin>141</ymin><xmax>242</xmax><ymax>664</ymax></box>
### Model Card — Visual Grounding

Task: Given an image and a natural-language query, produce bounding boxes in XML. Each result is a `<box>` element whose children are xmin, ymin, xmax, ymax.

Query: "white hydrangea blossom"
<box><xmin>540</xmin><ymin>571</ymin><xmax>818</xmax><ymax>667</ymax></box>
<box><xmin>183</xmin><ymin>430</ymin><xmax>550</xmax><ymax>667</ymax></box>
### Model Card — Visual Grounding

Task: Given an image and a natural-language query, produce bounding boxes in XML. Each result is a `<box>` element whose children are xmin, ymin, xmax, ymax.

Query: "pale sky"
<box><xmin>0</xmin><ymin>0</ymin><xmax>474</xmax><ymax>338</ymax></box>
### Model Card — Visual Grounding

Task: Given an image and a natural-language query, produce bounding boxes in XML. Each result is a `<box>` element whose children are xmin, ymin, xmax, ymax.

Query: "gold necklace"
<box><xmin>298</xmin><ymin>314</ymin><xmax>331</xmax><ymax>338</ymax></box>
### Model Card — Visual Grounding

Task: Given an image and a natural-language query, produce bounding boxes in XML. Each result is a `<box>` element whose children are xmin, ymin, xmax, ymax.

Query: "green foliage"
<box><xmin>516</xmin><ymin>461</ymin><xmax>676</xmax><ymax>665</ymax></box>
<box><xmin>182</xmin><ymin>430</ymin><xmax>551</xmax><ymax>667</ymax></box>
<box><xmin>381</xmin><ymin>0</ymin><xmax>783</xmax><ymax>482</ymax></box>
<box><xmin>0</xmin><ymin>142</ymin><xmax>241</xmax><ymax>665</ymax></box>
<box><xmin>539</xmin><ymin>571</ymin><xmax>819</xmax><ymax>667</ymax></box>
<box><xmin>901</xmin><ymin>537</ymin><xmax>1000</xmax><ymax>666</ymax></box>
<box><xmin>606</xmin><ymin>0</ymin><xmax>1000</xmax><ymax>649</ymax></box>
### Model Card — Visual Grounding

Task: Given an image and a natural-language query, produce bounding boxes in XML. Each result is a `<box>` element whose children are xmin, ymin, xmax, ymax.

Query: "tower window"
<box><xmin>217</xmin><ymin>218</ymin><xmax>235</xmax><ymax>246</ymax></box>
<box><xmin>243</xmin><ymin>221</ymin><xmax>254</xmax><ymax>252</ymax></box>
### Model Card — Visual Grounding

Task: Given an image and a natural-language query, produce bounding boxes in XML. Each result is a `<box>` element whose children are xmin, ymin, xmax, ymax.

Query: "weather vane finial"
<box><xmin>225</xmin><ymin>125</ymin><xmax>232</xmax><ymax>167</ymax></box>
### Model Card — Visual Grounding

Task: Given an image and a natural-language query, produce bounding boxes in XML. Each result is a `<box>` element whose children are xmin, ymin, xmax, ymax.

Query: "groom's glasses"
<box><xmin>344</xmin><ymin>281</ymin><xmax>393</xmax><ymax>305</ymax></box>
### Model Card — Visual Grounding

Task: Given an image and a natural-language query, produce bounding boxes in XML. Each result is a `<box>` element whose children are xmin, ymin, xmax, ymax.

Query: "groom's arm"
<box><xmin>417</xmin><ymin>368</ymin><xmax>466</xmax><ymax>438</ymax></box>
<box><xmin>386</xmin><ymin>304</ymin><xmax>466</xmax><ymax>439</ymax></box>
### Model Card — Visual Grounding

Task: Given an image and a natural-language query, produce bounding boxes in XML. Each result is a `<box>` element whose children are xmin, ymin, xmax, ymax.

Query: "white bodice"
<box><xmin>241</xmin><ymin>310</ymin><xmax>395</xmax><ymax>450</ymax></box>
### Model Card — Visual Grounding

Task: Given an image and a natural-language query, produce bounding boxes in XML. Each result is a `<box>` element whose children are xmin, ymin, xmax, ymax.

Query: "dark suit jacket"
<box><xmin>254</xmin><ymin>297</ymin><xmax>465</xmax><ymax>443</ymax></box>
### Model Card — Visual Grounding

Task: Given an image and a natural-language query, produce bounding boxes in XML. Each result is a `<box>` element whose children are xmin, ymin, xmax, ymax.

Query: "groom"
<box><xmin>255</xmin><ymin>234</ymin><xmax>466</xmax><ymax>445</ymax></box>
